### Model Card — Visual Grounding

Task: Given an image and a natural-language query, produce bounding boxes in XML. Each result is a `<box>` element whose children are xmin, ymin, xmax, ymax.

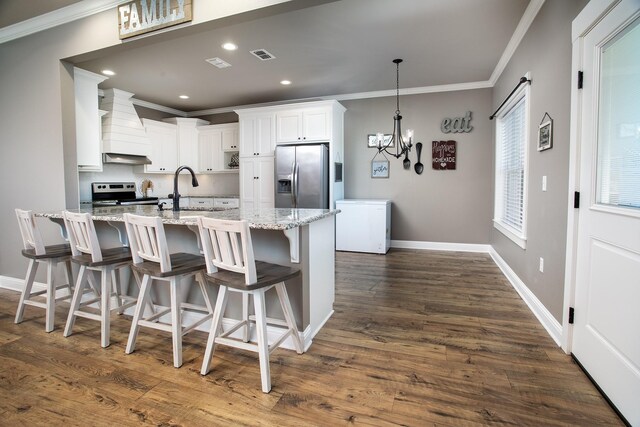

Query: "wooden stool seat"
<box><xmin>63</xmin><ymin>211</ymin><xmax>141</xmax><ymax>348</ymax></box>
<box><xmin>71</xmin><ymin>246</ymin><xmax>132</xmax><ymax>267</ymax></box>
<box><xmin>131</xmin><ymin>253</ymin><xmax>206</xmax><ymax>278</ymax></box>
<box><xmin>21</xmin><ymin>243</ymin><xmax>72</xmax><ymax>260</ymax></box>
<box><xmin>205</xmin><ymin>261</ymin><xmax>300</xmax><ymax>291</ymax></box>
<box><xmin>123</xmin><ymin>213</ymin><xmax>213</xmax><ymax>368</ymax></box>
<box><xmin>15</xmin><ymin>209</ymin><xmax>74</xmax><ymax>333</ymax></box>
<box><xmin>197</xmin><ymin>216</ymin><xmax>304</xmax><ymax>393</ymax></box>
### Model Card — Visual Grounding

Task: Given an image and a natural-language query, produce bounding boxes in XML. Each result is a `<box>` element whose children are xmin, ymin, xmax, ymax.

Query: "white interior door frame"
<box><xmin>561</xmin><ymin>0</ymin><xmax>621</xmax><ymax>353</ymax></box>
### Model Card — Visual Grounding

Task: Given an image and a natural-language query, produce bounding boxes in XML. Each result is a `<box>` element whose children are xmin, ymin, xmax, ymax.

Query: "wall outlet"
<box><xmin>542</xmin><ymin>175</ymin><xmax>547</xmax><ymax>191</ymax></box>
<box><xmin>539</xmin><ymin>257</ymin><xmax>544</xmax><ymax>273</ymax></box>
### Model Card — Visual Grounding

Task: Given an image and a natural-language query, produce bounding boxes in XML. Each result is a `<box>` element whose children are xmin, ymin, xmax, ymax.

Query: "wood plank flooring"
<box><xmin>0</xmin><ymin>249</ymin><xmax>623</xmax><ymax>426</ymax></box>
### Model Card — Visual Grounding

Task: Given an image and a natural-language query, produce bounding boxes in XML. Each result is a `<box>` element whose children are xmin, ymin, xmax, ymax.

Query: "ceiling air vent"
<box><xmin>250</xmin><ymin>49</ymin><xmax>275</xmax><ymax>61</ymax></box>
<box><xmin>205</xmin><ymin>57</ymin><xmax>231</xmax><ymax>68</ymax></box>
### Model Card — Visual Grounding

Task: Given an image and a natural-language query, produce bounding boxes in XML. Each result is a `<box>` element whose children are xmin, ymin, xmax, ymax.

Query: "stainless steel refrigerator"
<box><xmin>275</xmin><ymin>144</ymin><xmax>329</xmax><ymax>209</ymax></box>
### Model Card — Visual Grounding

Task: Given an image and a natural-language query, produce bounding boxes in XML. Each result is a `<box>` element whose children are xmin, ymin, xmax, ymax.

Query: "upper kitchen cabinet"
<box><xmin>142</xmin><ymin>119</ymin><xmax>178</xmax><ymax>173</ymax></box>
<box><xmin>100</xmin><ymin>89</ymin><xmax>150</xmax><ymax>157</ymax></box>
<box><xmin>74</xmin><ymin>68</ymin><xmax>107</xmax><ymax>172</ymax></box>
<box><xmin>163</xmin><ymin>117</ymin><xmax>209</xmax><ymax>170</ymax></box>
<box><xmin>237</xmin><ymin>112</ymin><xmax>275</xmax><ymax>157</ymax></box>
<box><xmin>197</xmin><ymin>123</ymin><xmax>239</xmax><ymax>173</ymax></box>
<box><xmin>276</xmin><ymin>107</ymin><xmax>331</xmax><ymax>143</ymax></box>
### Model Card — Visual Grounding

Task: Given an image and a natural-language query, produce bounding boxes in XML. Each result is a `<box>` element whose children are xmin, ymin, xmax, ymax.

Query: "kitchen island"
<box><xmin>38</xmin><ymin>206</ymin><xmax>339</xmax><ymax>350</ymax></box>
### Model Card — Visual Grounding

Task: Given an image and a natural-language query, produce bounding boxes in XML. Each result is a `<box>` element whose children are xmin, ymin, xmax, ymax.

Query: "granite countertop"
<box><xmin>38</xmin><ymin>206</ymin><xmax>339</xmax><ymax>231</ymax></box>
<box><xmin>158</xmin><ymin>195</ymin><xmax>239</xmax><ymax>199</ymax></box>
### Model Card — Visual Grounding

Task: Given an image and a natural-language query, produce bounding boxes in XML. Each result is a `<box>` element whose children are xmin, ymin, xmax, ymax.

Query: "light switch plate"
<box><xmin>539</xmin><ymin>257</ymin><xmax>544</xmax><ymax>272</ymax></box>
<box><xmin>542</xmin><ymin>176</ymin><xmax>547</xmax><ymax>191</ymax></box>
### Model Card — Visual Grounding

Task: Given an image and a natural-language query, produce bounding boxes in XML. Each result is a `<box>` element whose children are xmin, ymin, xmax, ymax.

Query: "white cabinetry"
<box><xmin>74</xmin><ymin>68</ymin><xmax>108</xmax><ymax>172</ymax></box>
<box><xmin>163</xmin><ymin>118</ymin><xmax>209</xmax><ymax>170</ymax></box>
<box><xmin>240</xmin><ymin>157</ymin><xmax>274</xmax><ymax>210</ymax></box>
<box><xmin>214</xmin><ymin>197</ymin><xmax>240</xmax><ymax>208</ymax></box>
<box><xmin>197</xmin><ymin>123</ymin><xmax>239</xmax><ymax>173</ymax></box>
<box><xmin>142</xmin><ymin>119</ymin><xmax>178</xmax><ymax>173</ymax></box>
<box><xmin>239</xmin><ymin>114</ymin><xmax>275</xmax><ymax>157</ymax></box>
<box><xmin>237</xmin><ymin>100</ymin><xmax>345</xmax><ymax>210</ymax></box>
<box><xmin>276</xmin><ymin>107</ymin><xmax>330</xmax><ymax>143</ymax></box>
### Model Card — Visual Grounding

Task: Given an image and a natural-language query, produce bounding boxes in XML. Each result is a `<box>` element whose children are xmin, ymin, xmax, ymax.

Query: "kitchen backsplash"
<box><xmin>78</xmin><ymin>164</ymin><xmax>239</xmax><ymax>201</ymax></box>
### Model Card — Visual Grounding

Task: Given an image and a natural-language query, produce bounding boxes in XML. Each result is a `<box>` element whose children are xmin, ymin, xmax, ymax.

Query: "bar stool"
<box><xmin>196</xmin><ymin>216</ymin><xmax>304</xmax><ymax>393</ymax></box>
<box><xmin>14</xmin><ymin>208</ymin><xmax>74</xmax><ymax>332</ymax></box>
<box><xmin>62</xmin><ymin>211</ymin><xmax>140</xmax><ymax>348</ymax></box>
<box><xmin>123</xmin><ymin>213</ymin><xmax>214</xmax><ymax>368</ymax></box>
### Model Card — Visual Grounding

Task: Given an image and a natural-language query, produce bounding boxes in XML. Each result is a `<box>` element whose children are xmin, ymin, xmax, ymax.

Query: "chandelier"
<box><xmin>375</xmin><ymin>58</ymin><xmax>413</xmax><ymax>168</ymax></box>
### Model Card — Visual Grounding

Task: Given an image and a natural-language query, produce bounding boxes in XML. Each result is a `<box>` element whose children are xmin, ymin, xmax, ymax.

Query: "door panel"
<box><xmin>295</xmin><ymin>144</ymin><xmax>329</xmax><ymax>209</ymax></box>
<box><xmin>573</xmin><ymin>2</ymin><xmax>640</xmax><ymax>424</ymax></box>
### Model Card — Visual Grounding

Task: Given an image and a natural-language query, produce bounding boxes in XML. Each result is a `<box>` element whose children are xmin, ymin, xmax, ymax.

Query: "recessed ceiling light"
<box><xmin>280</xmin><ymin>80</ymin><xmax>292</xmax><ymax>85</ymax></box>
<box><xmin>222</xmin><ymin>42</ymin><xmax>238</xmax><ymax>51</ymax></box>
<box><xmin>179</xmin><ymin>95</ymin><xmax>189</xmax><ymax>99</ymax></box>
<box><xmin>102</xmin><ymin>69</ymin><xmax>116</xmax><ymax>76</ymax></box>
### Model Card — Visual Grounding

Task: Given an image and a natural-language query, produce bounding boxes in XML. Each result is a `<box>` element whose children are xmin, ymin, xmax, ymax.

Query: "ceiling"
<box><xmin>27</xmin><ymin>0</ymin><xmax>530</xmax><ymax>113</ymax></box>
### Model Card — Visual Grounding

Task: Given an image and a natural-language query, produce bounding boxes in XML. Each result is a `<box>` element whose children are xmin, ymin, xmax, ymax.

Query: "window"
<box><xmin>494</xmin><ymin>82</ymin><xmax>529</xmax><ymax>248</ymax></box>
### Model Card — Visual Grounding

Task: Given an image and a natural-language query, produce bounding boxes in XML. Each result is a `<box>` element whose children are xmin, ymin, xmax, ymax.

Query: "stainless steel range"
<box><xmin>91</xmin><ymin>182</ymin><xmax>159</xmax><ymax>206</ymax></box>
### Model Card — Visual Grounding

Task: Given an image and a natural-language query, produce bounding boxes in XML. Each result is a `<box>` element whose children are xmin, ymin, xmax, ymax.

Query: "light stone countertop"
<box><xmin>38</xmin><ymin>205</ymin><xmax>339</xmax><ymax>231</ymax></box>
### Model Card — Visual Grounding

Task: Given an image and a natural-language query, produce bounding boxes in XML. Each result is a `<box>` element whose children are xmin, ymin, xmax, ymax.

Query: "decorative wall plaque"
<box><xmin>432</xmin><ymin>140</ymin><xmax>456</xmax><ymax>170</ymax></box>
<box><xmin>441</xmin><ymin>111</ymin><xmax>473</xmax><ymax>133</ymax></box>
<box><xmin>118</xmin><ymin>0</ymin><xmax>192</xmax><ymax>40</ymax></box>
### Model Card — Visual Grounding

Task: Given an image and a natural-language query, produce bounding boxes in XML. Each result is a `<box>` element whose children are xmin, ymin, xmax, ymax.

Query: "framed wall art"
<box><xmin>371</xmin><ymin>159</ymin><xmax>390</xmax><ymax>178</ymax></box>
<box><xmin>538</xmin><ymin>112</ymin><xmax>553</xmax><ymax>151</ymax></box>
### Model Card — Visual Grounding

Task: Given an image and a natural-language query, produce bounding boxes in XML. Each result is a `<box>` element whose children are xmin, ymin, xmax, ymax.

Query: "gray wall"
<box><xmin>342</xmin><ymin>89</ymin><xmax>494</xmax><ymax>243</ymax></box>
<box><xmin>491</xmin><ymin>0</ymin><xmax>588</xmax><ymax>322</ymax></box>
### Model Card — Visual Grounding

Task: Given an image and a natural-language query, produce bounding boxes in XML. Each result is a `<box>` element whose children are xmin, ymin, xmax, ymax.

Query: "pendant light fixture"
<box><xmin>375</xmin><ymin>58</ymin><xmax>413</xmax><ymax>168</ymax></box>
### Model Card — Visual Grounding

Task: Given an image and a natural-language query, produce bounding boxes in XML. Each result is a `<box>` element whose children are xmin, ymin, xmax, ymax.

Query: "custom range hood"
<box><xmin>103</xmin><ymin>152</ymin><xmax>151</xmax><ymax>165</ymax></box>
<box><xmin>100</xmin><ymin>88</ymin><xmax>151</xmax><ymax>160</ymax></box>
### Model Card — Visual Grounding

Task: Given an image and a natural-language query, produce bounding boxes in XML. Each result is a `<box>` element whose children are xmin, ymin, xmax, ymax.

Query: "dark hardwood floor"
<box><xmin>0</xmin><ymin>249</ymin><xmax>622</xmax><ymax>426</ymax></box>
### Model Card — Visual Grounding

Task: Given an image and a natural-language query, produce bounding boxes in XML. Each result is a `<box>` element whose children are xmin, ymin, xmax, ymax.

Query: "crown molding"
<box><xmin>186</xmin><ymin>80</ymin><xmax>493</xmax><ymax>117</ymax></box>
<box><xmin>489</xmin><ymin>0</ymin><xmax>546</xmax><ymax>86</ymax></box>
<box><xmin>131</xmin><ymin>98</ymin><xmax>189</xmax><ymax>117</ymax></box>
<box><xmin>0</xmin><ymin>0</ymin><xmax>128</xmax><ymax>45</ymax></box>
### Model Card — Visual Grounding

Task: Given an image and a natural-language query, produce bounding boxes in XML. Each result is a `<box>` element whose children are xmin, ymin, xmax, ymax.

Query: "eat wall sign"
<box><xmin>118</xmin><ymin>0</ymin><xmax>192</xmax><ymax>39</ymax></box>
<box><xmin>441</xmin><ymin>111</ymin><xmax>473</xmax><ymax>133</ymax></box>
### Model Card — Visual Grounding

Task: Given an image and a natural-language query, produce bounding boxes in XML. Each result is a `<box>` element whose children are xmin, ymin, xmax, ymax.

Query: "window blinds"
<box><xmin>497</xmin><ymin>97</ymin><xmax>526</xmax><ymax>232</ymax></box>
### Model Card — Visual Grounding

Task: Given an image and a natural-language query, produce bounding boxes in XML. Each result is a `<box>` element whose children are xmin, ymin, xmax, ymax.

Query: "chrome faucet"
<box><xmin>172</xmin><ymin>165</ymin><xmax>199</xmax><ymax>211</ymax></box>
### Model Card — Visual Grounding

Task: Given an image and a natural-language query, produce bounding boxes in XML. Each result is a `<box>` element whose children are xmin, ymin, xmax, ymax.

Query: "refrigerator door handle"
<box><xmin>290</xmin><ymin>161</ymin><xmax>296</xmax><ymax>207</ymax></box>
<box><xmin>292</xmin><ymin>162</ymin><xmax>300</xmax><ymax>208</ymax></box>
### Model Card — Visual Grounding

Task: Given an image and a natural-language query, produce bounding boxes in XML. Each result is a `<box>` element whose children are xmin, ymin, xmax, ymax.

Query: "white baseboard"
<box><xmin>0</xmin><ymin>275</ymin><xmax>46</xmax><ymax>293</ymax></box>
<box><xmin>489</xmin><ymin>248</ymin><xmax>562</xmax><ymax>346</ymax></box>
<box><xmin>391</xmin><ymin>240</ymin><xmax>492</xmax><ymax>253</ymax></box>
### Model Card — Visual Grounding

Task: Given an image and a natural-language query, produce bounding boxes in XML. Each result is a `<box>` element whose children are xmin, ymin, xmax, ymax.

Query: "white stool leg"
<box><xmin>15</xmin><ymin>259</ymin><xmax>38</xmax><ymax>324</ymax></box>
<box><xmin>275</xmin><ymin>282</ymin><xmax>304</xmax><ymax>354</ymax></box>
<box><xmin>201</xmin><ymin>285</ymin><xmax>229</xmax><ymax>375</ymax></box>
<box><xmin>126</xmin><ymin>274</ymin><xmax>151</xmax><ymax>354</ymax></box>
<box><xmin>45</xmin><ymin>260</ymin><xmax>56</xmax><ymax>332</ymax></box>
<box><xmin>169</xmin><ymin>277</ymin><xmax>183</xmax><ymax>368</ymax></box>
<box><xmin>253</xmin><ymin>289</ymin><xmax>271</xmax><ymax>393</ymax></box>
<box><xmin>101</xmin><ymin>267</ymin><xmax>112</xmax><ymax>348</ymax></box>
<box><xmin>242</xmin><ymin>292</ymin><xmax>250</xmax><ymax>343</ymax></box>
<box><xmin>64</xmin><ymin>260</ymin><xmax>74</xmax><ymax>296</ymax></box>
<box><xmin>112</xmin><ymin>268</ymin><xmax>123</xmax><ymax>315</ymax></box>
<box><xmin>64</xmin><ymin>265</ymin><xmax>88</xmax><ymax>337</ymax></box>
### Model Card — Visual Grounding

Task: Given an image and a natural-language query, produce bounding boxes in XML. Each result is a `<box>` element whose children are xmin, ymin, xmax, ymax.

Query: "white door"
<box><xmin>257</xmin><ymin>157</ymin><xmax>275</xmax><ymax>209</ymax></box>
<box><xmin>240</xmin><ymin>158</ymin><xmax>256</xmax><ymax>210</ymax></box>
<box><xmin>573</xmin><ymin>1</ymin><xmax>640</xmax><ymax>424</ymax></box>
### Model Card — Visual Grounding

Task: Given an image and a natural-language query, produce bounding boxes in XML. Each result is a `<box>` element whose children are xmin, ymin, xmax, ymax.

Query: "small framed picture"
<box><xmin>371</xmin><ymin>159</ymin><xmax>389</xmax><ymax>178</ymax></box>
<box><xmin>538</xmin><ymin>118</ymin><xmax>553</xmax><ymax>151</ymax></box>
<box><xmin>367</xmin><ymin>134</ymin><xmax>394</xmax><ymax>148</ymax></box>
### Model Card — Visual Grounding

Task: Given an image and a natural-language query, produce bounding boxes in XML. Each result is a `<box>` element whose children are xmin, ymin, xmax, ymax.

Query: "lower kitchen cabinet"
<box><xmin>240</xmin><ymin>157</ymin><xmax>274</xmax><ymax>210</ymax></box>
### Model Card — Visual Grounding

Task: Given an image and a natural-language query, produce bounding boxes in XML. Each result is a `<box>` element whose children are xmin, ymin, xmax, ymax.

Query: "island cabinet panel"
<box><xmin>240</xmin><ymin>157</ymin><xmax>274</xmax><ymax>210</ymax></box>
<box><xmin>276</xmin><ymin>107</ymin><xmax>331</xmax><ymax>143</ymax></box>
<box><xmin>142</xmin><ymin>119</ymin><xmax>178</xmax><ymax>173</ymax></box>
